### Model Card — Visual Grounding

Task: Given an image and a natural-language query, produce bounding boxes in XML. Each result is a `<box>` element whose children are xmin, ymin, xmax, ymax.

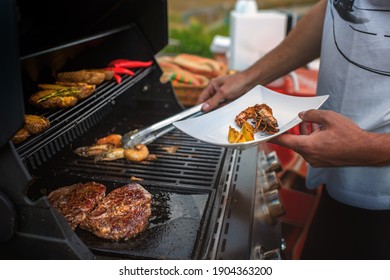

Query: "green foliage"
<box><xmin>162</xmin><ymin>23</ymin><xmax>229</xmax><ymax>58</ymax></box>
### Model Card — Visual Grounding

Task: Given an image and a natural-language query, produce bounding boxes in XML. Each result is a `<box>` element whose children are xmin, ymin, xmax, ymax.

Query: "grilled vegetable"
<box><xmin>11</xmin><ymin>128</ymin><xmax>30</xmax><ymax>144</ymax></box>
<box><xmin>241</xmin><ymin>121</ymin><xmax>255</xmax><ymax>141</ymax></box>
<box><xmin>228</xmin><ymin>126</ymin><xmax>245</xmax><ymax>143</ymax></box>
<box><xmin>113</xmin><ymin>74</ymin><xmax>122</xmax><ymax>84</ymax></box>
<box><xmin>108</xmin><ymin>59</ymin><xmax>153</xmax><ymax>69</ymax></box>
<box><xmin>11</xmin><ymin>115</ymin><xmax>50</xmax><ymax>144</ymax></box>
<box><xmin>57</xmin><ymin>70</ymin><xmax>106</xmax><ymax>85</ymax></box>
<box><xmin>24</xmin><ymin>114</ymin><xmax>50</xmax><ymax>135</ymax></box>
<box><xmin>30</xmin><ymin>89</ymin><xmax>78</xmax><ymax>109</ymax></box>
<box><xmin>39</xmin><ymin>83</ymin><xmax>96</xmax><ymax>100</ymax></box>
<box><xmin>86</xmin><ymin>69</ymin><xmax>115</xmax><ymax>80</ymax></box>
<box><xmin>103</xmin><ymin>67</ymin><xmax>135</xmax><ymax>76</ymax></box>
<box><xmin>30</xmin><ymin>83</ymin><xmax>96</xmax><ymax>109</ymax></box>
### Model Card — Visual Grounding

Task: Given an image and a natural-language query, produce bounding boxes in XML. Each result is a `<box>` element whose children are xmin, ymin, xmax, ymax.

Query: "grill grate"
<box><xmin>17</xmin><ymin>68</ymin><xmax>152</xmax><ymax>169</ymax></box>
<box><xmin>38</xmin><ymin>130</ymin><xmax>226</xmax><ymax>190</ymax></box>
<box><xmin>27</xmin><ymin>129</ymin><xmax>227</xmax><ymax>259</ymax></box>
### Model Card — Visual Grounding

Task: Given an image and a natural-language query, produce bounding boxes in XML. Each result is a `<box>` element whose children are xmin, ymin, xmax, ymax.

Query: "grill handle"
<box><xmin>121</xmin><ymin>103</ymin><xmax>204</xmax><ymax>148</ymax></box>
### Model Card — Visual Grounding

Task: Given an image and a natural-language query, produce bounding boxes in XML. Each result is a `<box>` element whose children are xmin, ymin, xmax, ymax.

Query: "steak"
<box><xmin>80</xmin><ymin>183</ymin><xmax>152</xmax><ymax>241</ymax></box>
<box><xmin>47</xmin><ymin>182</ymin><xmax>106</xmax><ymax>230</ymax></box>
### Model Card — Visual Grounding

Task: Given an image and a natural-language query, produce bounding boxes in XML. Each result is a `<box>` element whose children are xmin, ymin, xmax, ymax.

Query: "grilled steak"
<box><xmin>47</xmin><ymin>182</ymin><xmax>106</xmax><ymax>230</ymax></box>
<box><xmin>80</xmin><ymin>183</ymin><xmax>152</xmax><ymax>241</ymax></box>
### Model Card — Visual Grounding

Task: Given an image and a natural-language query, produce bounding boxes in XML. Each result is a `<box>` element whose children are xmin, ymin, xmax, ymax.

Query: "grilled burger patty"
<box><xmin>47</xmin><ymin>182</ymin><xmax>106</xmax><ymax>230</ymax></box>
<box><xmin>80</xmin><ymin>183</ymin><xmax>152</xmax><ymax>241</ymax></box>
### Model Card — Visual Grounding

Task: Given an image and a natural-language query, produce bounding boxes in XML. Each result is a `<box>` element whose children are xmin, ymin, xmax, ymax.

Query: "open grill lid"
<box><xmin>0</xmin><ymin>0</ymin><xmax>168</xmax><ymax>150</ymax></box>
<box><xmin>17</xmin><ymin>0</ymin><xmax>168</xmax><ymax>57</ymax></box>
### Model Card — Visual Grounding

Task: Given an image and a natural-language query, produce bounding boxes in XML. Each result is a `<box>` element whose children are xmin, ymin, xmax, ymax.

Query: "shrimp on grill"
<box><xmin>124</xmin><ymin>144</ymin><xmax>149</xmax><ymax>162</ymax></box>
<box><xmin>94</xmin><ymin>148</ymin><xmax>125</xmax><ymax>161</ymax></box>
<box><xmin>74</xmin><ymin>144</ymin><xmax>115</xmax><ymax>157</ymax></box>
<box><xmin>234</xmin><ymin>103</ymin><xmax>279</xmax><ymax>135</ymax></box>
<box><xmin>95</xmin><ymin>134</ymin><xmax>122</xmax><ymax>147</ymax></box>
<box><xmin>74</xmin><ymin>134</ymin><xmax>149</xmax><ymax>162</ymax></box>
<box><xmin>94</xmin><ymin>143</ymin><xmax>149</xmax><ymax>162</ymax></box>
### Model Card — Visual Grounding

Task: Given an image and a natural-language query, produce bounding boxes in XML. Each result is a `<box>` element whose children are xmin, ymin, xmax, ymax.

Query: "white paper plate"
<box><xmin>173</xmin><ymin>85</ymin><xmax>329</xmax><ymax>150</ymax></box>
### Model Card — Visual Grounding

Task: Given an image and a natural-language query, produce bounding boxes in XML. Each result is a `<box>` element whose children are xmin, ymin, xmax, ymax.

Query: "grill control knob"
<box><xmin>251</xmin><ymin>245</ymin><xmax>282</xmax><ymax>260</ymax></box>
<box><xmin>265</xmin><ymin>151</ymin><xmax>282</xmax><ymax>173</ymax></box>
<box><xmin>264</xmin><ymin>171</ymin><xmax>280</xmax><ymax>191</ymax></box>
<box><xmin>141</xmin><ymin>83</ymin><xmax>151</xmax><ymax>93</ymax></box>
<box><xmin>263</xmin><ymin>189</ymin><xmax>285</xmax><ymax>220</ymax></box>
<box><xmin>256</xmin><ymin>189</ymin><xmax>285</xmax><ymax>224</ymax></box>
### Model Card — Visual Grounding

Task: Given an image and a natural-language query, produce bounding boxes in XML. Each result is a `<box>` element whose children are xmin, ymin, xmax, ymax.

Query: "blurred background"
<box><xmin>162</xmin><ymin>0</ymin><xmax>317</xmax><ymax>57</ymax></box>
<box><xmin>159</xmin><ymin>0</ymin><xmax>320</xmax><ymax>108</ymax></box>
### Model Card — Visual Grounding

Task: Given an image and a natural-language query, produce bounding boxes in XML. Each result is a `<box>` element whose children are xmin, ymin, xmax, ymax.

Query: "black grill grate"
<box><xmin>27</xmin><ymin>129</ymin><xmax>227</xmax><ymax>259</ymax></box>
<box><xmin>37</xmin><ymin>129</ymin><xmax>226</xmax><ymax>190</ymax></box>
<box><xmin>17</xmin><ymin>68</ymin><xmax>152</xmax><ymax>169</ymax></box>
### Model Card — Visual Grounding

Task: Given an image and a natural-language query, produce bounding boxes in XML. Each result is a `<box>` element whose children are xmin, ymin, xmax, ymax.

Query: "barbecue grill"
<box><xmin>0</xmin><ymin>0</ymin><xmax>285</xmax><ymax>260</ymax></box>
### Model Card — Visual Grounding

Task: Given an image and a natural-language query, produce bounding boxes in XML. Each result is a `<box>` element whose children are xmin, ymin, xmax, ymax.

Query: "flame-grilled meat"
<box><xmin>47</xmin><ymin>182</ymin><xmax>106</xmax><ymax>230</ymax></box>
<box><xmin>80</xmin><ymin>183</ymin><xmax>152</xmax><ymax>241</ymax></box>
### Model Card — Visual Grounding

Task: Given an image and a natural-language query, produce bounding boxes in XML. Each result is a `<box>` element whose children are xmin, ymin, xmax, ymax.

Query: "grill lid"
<box><xmin>0</xmin><ymin>0</ymin><xmax>24</xmax><ymax>147</ymax></box>
<box><xmin>17</xmin><ymin>0</ymin><xmax>168</xmax><ymax>57</ymax></box>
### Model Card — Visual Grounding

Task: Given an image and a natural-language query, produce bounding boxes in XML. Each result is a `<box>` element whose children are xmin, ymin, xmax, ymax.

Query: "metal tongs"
<box><xmin>121</xmin><ymin>103</ymin><xmax>204</xmax><ymax>148</ymax></box>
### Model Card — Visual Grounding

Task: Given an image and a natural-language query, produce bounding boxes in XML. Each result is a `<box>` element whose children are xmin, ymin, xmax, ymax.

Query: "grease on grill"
<box><xmin>161</xmin><ymin>145</ymin><xmax>180</xmax><ymax>153</ymax></box>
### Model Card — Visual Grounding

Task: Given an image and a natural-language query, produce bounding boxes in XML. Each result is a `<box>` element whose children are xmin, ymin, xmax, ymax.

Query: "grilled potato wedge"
<box><xmin>11</xmin><ymin>114</ymin><xmax>50</xmax><ymax>144</ymax></box>
<box><xmin>24</xmin><ymin>114</ymin><xmax>50</xmax><ymax>135</ymax></box>
<box><xmin>30</xmin><ymin>90</ymin><xmax>78</xmax><ymax>109</ymax></box>
<box><xmin>11</xmin><ymin>128</ymin><xmax>30</xmax><ymax>144</ymax></box>
<box><xmin>40</xmin><ymin>83</ymin><xmax>96</xmax><ymax>100</ymax></box>
<box><xmin>30</xmin><ymin>83</ymin><xmax>96</xmax><ymax>109</ymax></box>
<box><xmin>241</xmin><ymin>121</ymin><xmax>254</xmax><ymax>141</ymax></box>
<box><xmin>57</xmin><ymin>70</ymin><xmax>106</xmax><ymax>85</ymax></box>
<box><xmin>228</xmin><ymin>126</ymin><xmax>244</xmax><ymax>143</ymax></box>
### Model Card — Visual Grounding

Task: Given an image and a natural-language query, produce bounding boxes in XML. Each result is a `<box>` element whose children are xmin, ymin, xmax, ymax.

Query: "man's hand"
<box><xmin>197</xmin><ymin>72</ymin><xmax>253</xmax><ymax>112</ymax></box>
<box><xmin>269</xmin><ymin>109</ymin><xmax>387</xmax><ymax>167</ymax></box>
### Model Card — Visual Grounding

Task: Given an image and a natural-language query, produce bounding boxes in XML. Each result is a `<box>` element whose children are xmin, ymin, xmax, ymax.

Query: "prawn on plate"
<box><xmin>234</xmin><ymin>103</ymin><xmax>279</xmax><ymax>135</ymax></box>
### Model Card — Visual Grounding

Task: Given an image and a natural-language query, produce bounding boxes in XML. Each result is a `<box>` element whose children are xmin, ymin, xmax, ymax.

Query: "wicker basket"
<box><xmin>173</xmin><ymin>84</ymin><xmax>206</xmax><ymax>107</ymax></box>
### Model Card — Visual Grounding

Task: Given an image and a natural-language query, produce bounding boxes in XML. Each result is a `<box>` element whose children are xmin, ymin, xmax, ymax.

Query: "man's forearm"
<box><xmin>243</xmin><ymin>0</ymin><xmax>327</xmax><ymax>87</ymax></box>
<box><xmin>364</xmin><ymin>132</ymin><xmax>390</xmax><ymax>166</ymax></box>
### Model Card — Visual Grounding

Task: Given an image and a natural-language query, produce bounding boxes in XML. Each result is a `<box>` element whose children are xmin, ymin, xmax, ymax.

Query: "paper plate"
<box><xmin>173</xmin><ymin>86</ymin><xmax>329</xmax><ymax>150</ymax></box>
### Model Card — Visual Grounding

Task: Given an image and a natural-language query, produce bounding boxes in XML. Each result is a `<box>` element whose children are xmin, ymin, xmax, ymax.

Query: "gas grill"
<box><xmin>0</xmin><ymin>0</ymin><xmax>285</xmax><ymax>260</ymax></box>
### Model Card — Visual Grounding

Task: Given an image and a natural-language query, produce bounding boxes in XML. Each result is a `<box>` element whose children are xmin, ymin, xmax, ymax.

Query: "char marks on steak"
<box><xmin>47</xmin><ymin>182</ymin><xmax>106</xmax><ymax>230</ymax></box>
<box><xmin>80</xmin><ymin>183</ymin><xmax>152</xmax><ymax>241</ymax></box>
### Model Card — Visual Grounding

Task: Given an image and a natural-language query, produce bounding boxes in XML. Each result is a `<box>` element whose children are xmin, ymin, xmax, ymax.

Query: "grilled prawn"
<box><xmin>234</xmin><ymin>103</ymin><xmax>279</xmax><ymax>134</ymax></box>
<box><xmin>74</xmin><ymin>134</ymin><xmax>149</xmax><ymax>162</ymax></box>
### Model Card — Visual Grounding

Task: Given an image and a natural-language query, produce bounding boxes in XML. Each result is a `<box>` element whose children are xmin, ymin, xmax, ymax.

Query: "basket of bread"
<box><xmin>158</xmin><ymin>54</ymin><xmax>228</xmax><ymax>106</ymax></box>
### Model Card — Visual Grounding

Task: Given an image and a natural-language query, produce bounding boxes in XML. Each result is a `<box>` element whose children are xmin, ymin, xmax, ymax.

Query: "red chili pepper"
<box><xmin>113</xmin><ymin>73</ymin><xmax>122</xmax><ymax>84</ymax></box>
<box><xmin>108</xmin><ymin>59</ymin><xmax>153</xmax><ymax>69</ymax></box>
<box><xmin>104</xmin><ymin>67</ymin><xmax>135</xmax><ymax>76</ymax></box>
